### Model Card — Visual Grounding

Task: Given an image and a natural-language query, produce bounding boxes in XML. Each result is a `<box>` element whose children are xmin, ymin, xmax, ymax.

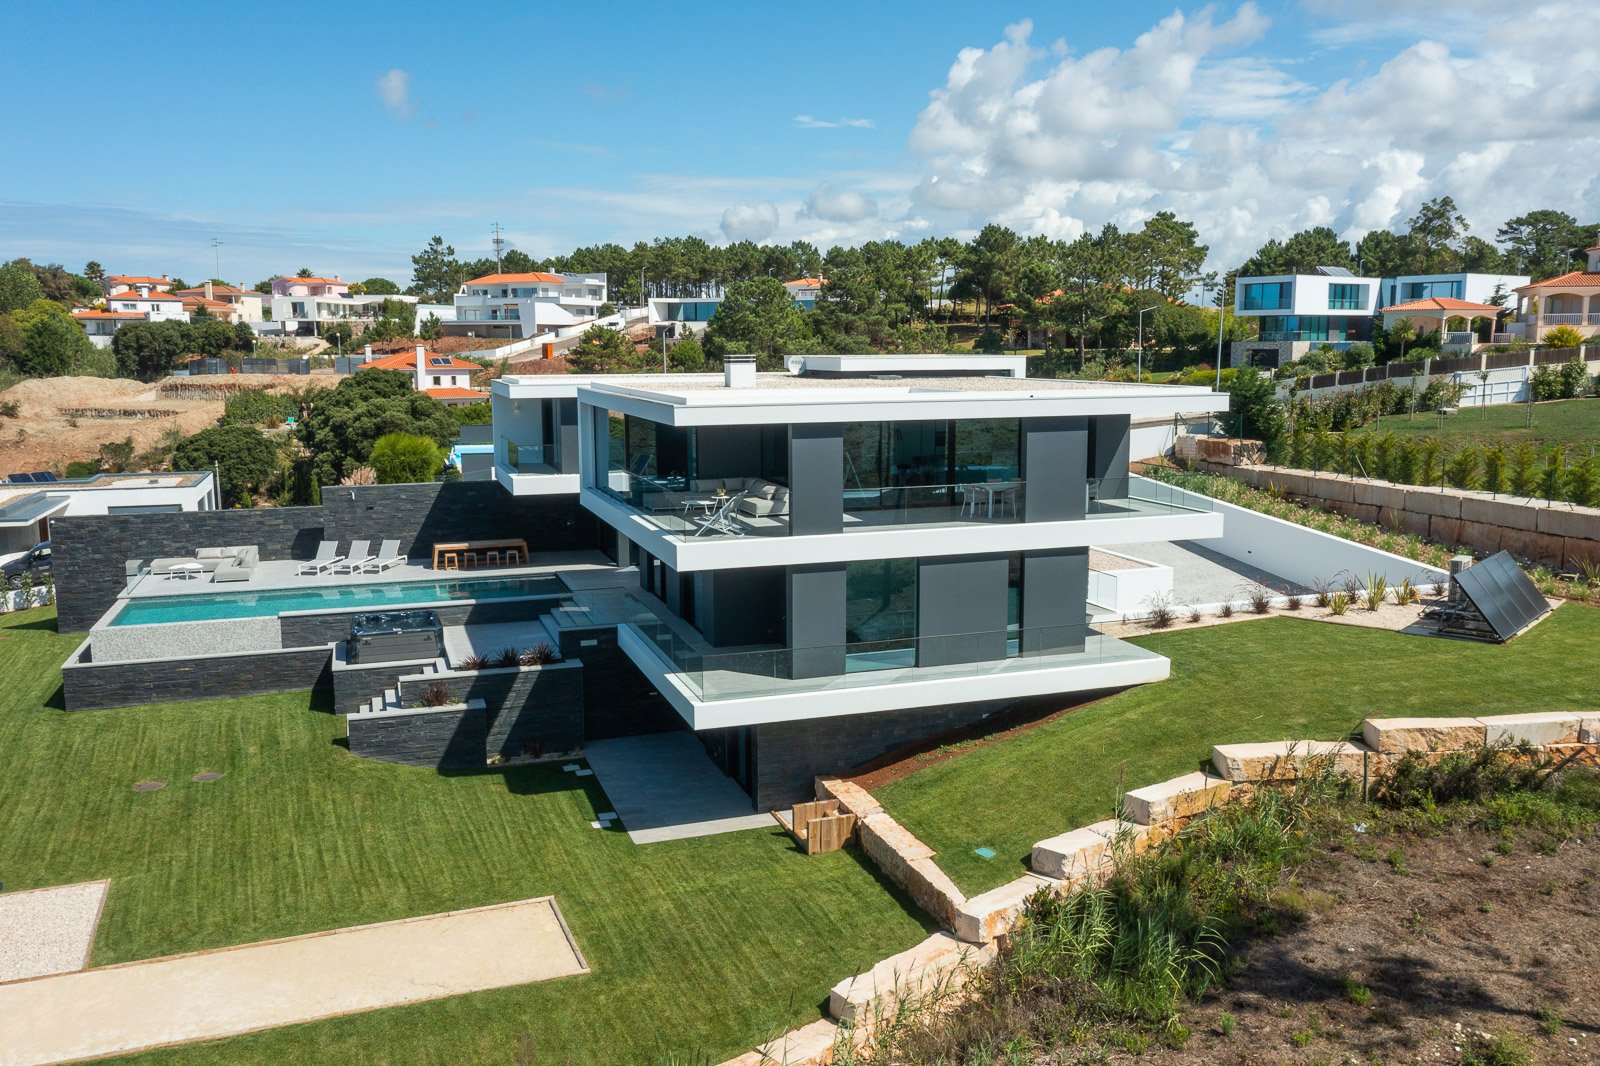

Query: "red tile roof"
<box><xmin>465</xmin><ymin>272</ymin><xmax>567</xmax><ymax>286</ymax></box>
<box><xmin>1379</xmin><ymin>296</ymin><xmax>1503</xmax><ymax>314</ymax></box>
<box><xmin>105</xmin><ymin>275</ymin><xmax>169</xmax><ymax>285</ymax></box>
<box><xmin>276</xmin><ymin>275</ymin><xmax>345</xmax><ymax>286</ymax></box>
<box><xmin>180</xmin><ymin>295</ymin><xmax>234</xmax><ymax>310</ymax></box>
<box><xmin>110</xmin><ymin>289</ymin><xmax>181</xmax><ymax>302</ymax></box>
<box><xmin>174</xmin><ymin>285</ymin><xmax>254</xmax><ymax>297</ymax></box>
<box><xmin>72</xmin><ymin>310</ymin><xmax>145</xmax><ymax>320</ymax></box>
<box><xmin>784</xmin><ymin>277</ymin><xmax>825</xmax><ymax>288</ymax></box>
<box><xmin>360</xmin><ymin>349</ymin><xmax>481</xmax><ymax>372</ymax></box>
<box><xmin>422</xmin><ymin>387</ymin><xmax>488</xmax><ymax>401</ymax></box>
<box><xmin>1518</xmin><ymin>270</ymin><xmax>1600</xmax><ymax>289</ymax></box>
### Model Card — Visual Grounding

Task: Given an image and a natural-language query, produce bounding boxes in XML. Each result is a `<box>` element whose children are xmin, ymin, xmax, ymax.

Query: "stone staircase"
<box><xmin>355</xmin><ymin>657</ymin><xmax>447</xmax><ymax>716</ymax></box>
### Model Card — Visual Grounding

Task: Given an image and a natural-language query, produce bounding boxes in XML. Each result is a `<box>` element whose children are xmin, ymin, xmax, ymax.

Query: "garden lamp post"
<box><xmin>1136</xmin><ymin>305</ymin><xmax>1158</xmax><ymax>382</ymax></box>
<box><xmin>1214</xmin><ymin>288</ymin><xmax>1227</xmax><ymax>391</ymax></box>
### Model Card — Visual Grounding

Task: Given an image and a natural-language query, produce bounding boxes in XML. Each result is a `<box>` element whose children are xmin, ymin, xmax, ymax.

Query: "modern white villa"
<box><xmin>0</xmin><ymin>470</ymin><xmax>217</xmax><ymax>566</ymax></box>
<box><xmin>268</xmin><ymin>275</ymin><xmax>419</xmax><ymax>336</ymax></box>
<box><xmin>647</xmin><ymin>277</ymin><xmax>821</xmax><ymax>336</ymax></box>
<box><xmin>1228</xmin><ymin>267</ymin><xmax>1379</xmax><ymax>367</ymax></box>
<box><xmin>419</xmin><ymin>271</ymin><xmax>610</xmax><ymax>340</ymax></box>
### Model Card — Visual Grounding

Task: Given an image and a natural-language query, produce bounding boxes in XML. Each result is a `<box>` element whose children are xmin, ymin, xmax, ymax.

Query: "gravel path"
<box><xmin>0</xmin><ymin>880</ymin><xmax>108</xmax><ymax>983</ymax></box>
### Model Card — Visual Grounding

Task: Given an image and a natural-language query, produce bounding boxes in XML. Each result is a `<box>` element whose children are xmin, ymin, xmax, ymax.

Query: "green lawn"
<box><xmin>1353</xmin><ymin>396</ymin><xmax>1600</xmax><ymax>450</ymax></box>
<box><xmin>876</xmin><ymin>606</ymin><xmax>1600</xmax><ymax>898</ymax></box>
<box><xmin>0</xmin><ymin>608</ymin><xmax>933</xmax><ymax>1064</ymax></box>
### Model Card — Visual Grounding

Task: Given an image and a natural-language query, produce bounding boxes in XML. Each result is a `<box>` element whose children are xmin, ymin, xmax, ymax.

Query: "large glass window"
<box><xmin>1259</xmin><ymin>316</ymin><xmax>1365</xmax><ymax>342</ymax></box>
<box><xmin>845</xmin><ymin>559</ymin><xmax>917</xmax><ymax>668</ymax></box>
<box><xmin>843</xmin><ymin>419</ymin><xmax>1019</xmax><ymax>513</ymax></box>
<box><xmin>1241</xmin><ymin>281</ymin><xmax>1292</xmax><ymax>311</ymax></box>
<box><xmin>1401</xmin><ymin>280</ymin><xmax>1464</xmax><ymax>301</ymax></box>
<box><xmin>1007</xmin><ymin>554</ymin><xmax>1023</xmax><ymax>655</ymax></box>
<box><xmin>1327</xmin><ymin>283</ymin><xmax>1367</xmax><ymax>310</ymax></box>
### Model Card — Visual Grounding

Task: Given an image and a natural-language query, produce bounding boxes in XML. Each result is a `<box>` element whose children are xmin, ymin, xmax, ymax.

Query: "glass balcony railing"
<box><xmin>500</xmin><ymin>439</ymin><xmax>561</xmax><ymax>474</ymax></box>
<box><xmin>625</xmin><ymin>617</ymin><xmax>1162</xmax><ymax>701</ymax></box>
<box><xmin>592</xmin><ymin>472</ymin><xmax>1208</xmax><ymax>538</ymax></box>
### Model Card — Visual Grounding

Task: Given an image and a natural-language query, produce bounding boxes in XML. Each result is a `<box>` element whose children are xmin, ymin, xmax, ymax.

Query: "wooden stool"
<box><xmin>484</xmin><ymin>550</ymin><xmax>502</xmax><ymax>567</ymax></box>
<box><xmin>461</xmin><ymin>551</ymin><xmax>479</xmax><ymax>569</ymax></box>
<box><xmin>505</xmin><ymin>549</ymin><xmax>523</xmax><ymax>566</ymax></box>
<box><xmin>441</xmin><ymin>552</ymin><xmax>459</xmax><ymax>571</ymax></box>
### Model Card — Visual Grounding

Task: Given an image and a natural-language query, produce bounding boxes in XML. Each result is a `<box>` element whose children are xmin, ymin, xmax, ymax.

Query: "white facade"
<box><xmin>268</xmin><ymin>276</ymin><xmax>418</xmax><ymax>333</ymax></box>
<box><xmin>0</xmin><ymin>472</ymin><xmax>216</xmax><ymax>563</ymax></box>
<box><xmin>1380</xmin><ymin>272</ymin><xmax>1529</xmax><ymax>310</ymax></box>
<box><xmin>439</xmin><ymin>271</ymin><xmax>608</xmax><ymax>339</ymax></box>
<box><xmin>74</xmin><ymin>289</ymin><xmax>190</xmax><ymax>348</ymax></box>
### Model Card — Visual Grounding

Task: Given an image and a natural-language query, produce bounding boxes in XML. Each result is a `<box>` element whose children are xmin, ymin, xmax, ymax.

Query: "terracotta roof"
<box><xmin>181</xmin><ymin>296</ymin><xmax>234</xmax><ymax>310</ymax></box>
<box><xmin>277</xmin><ymin>275</ymin><xmax>345</xmax><ymax>286</ymax></box>
<box><xmin>422</xmin><ymin>387</ymin><xmax>488</xmax><ymax>401</ymax></box>
<box><xmin>105</xmin><ymin>275</ymin><xmax>169</xmax><ymax>285</ymax></box>
<box><xmin>174</xmin><ymin>285</ymin><xmax>253</xmax><ymax>297</ymax></box>
<box><xmin>72</xmin><ymin>310</ymin><xmax>145</xmax><ymax>320</ymax></box>
<box><xmin>1379</xmin><ymin>296</ymin><xmax>1503</xmax><ymax>314</ymax></box>
<box><xmin>110</xmin><ymin>289</ymin><xmax>181</xmax><ymax>302</ymax></box>
<box><xmin>1518</xmin><ymin>270</ymin><xmax>1600</xmax><ymax>289</ymax></box>
<box><xmin>784</xmin><ymin>277</ymin><xmax>825</xmax><ymax>288</ymax></box>
<box><xmin>359</xmin><ymin>349</ymin><xmax>481</xmax><ymax>372</ymax></box>
<box><xmin>465</xmin><ymin>272</ymin><xmax>567</xmax><ymax>286</ymax></box>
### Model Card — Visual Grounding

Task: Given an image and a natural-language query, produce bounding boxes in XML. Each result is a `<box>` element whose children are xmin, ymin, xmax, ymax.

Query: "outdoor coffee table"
<box><xmin>167</xmin><ymin>562</ymin><xmax>204</xmax><ymax>581</ymax></box>
<box><xmin>680</xmin><ymin>496</ymin><xmax>723</xmax><ymax>520</ymax></box>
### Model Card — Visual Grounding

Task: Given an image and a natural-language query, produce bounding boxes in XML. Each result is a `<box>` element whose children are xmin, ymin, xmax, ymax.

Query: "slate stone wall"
<box><xmin>62</xmin><ymin>643</ymin><xmax>333</xmax><ymax>711</ymax></box>
<box><xmin>557</xmin><ymin>625</ymin><xmax>683</xmax><ymax>740</ymax></box>
<box><xmin>52</xmin><ymin>483</ymin><xmax>597</xmax><ymax>632</ymax></box>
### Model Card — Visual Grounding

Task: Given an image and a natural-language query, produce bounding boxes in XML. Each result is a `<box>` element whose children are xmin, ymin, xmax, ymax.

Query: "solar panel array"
<box><xmin>1448</xmin><ymin>551</ymin><xmax>1550</xmax><ymax>642</ymax></box>
<box><xmin>4</xmin><ymin>472</ymin><xmax>57</xmax><ymax>484</ymax></box>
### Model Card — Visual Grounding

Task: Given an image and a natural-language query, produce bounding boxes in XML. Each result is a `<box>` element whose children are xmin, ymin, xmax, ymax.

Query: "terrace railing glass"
<box><xmin>501</xmin><ymin>439</ymin><xmax>562</xmax><ymax>473</ymax></box>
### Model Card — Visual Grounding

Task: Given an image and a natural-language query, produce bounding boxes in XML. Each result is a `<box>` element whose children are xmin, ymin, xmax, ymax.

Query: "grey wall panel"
<box><xmin>1022</xmin><ymin>417</ymin><xmax>1088</xmax><ymax>522</ymax></box>
<box><xmin>787</xmin><ymin>563</ymin><xmax>846</xmax><ymax>678</ymax></box>
<box><xmin>788</xmin><ymin>424</ymin><xmax>844</xmax><ymax>535</ymax></box>
<box><xmin>1022</xmin><ymin>548</ymin><xmax>1088</xmax><ymax>654</ymax></box>
<box><xmin>916</xmin><ymin>554</ymin><xmax>1008</xmax><ymax>666</ymax></box>
<box><xmin>696</xmin><ymin>426</ymin><xmax>764</xmax><ymax>480</ymax></box>
<box><xmin>697</xmin><ymin>567</ymin><xmax>785</xmax><ymax>647</ymax></box>
<box><xmin>62</xmin><ymin>645</ymin><xmax>332</xmax><ymax>711</ymax></box>
<box><xmin>558</xmin><ymin>398</ymin><xmax>581</xmax><ymax>474</ymax></box>
<box><xmin>1090</xmin><ymin>415</ymin><xmax>1132</xmax><ymax>498</ymax></box>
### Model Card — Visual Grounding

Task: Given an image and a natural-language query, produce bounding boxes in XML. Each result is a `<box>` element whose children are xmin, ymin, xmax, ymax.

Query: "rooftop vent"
<box><xmin>723</xmin><ymin>354</ymin><xmax>757</xmax><ymax>388</ymax></box>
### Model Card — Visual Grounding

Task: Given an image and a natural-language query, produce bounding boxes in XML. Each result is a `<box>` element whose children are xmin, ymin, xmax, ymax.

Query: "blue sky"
<box><xmin>3</xmin><ymin>1</ymin><xmax>1596</xmax><ymax>286</ymax></box>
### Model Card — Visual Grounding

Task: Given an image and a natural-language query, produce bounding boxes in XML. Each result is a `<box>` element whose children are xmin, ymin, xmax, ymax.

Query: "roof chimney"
<box><xmin>363</xmin><ymin>344</ymin><xmax>372</xmax><ymax>360</ymax></box>
<box><xmin>415</xmin><ymin>345</ymin><xmax>427</xmax><ymax>390</ymax></box>
<box><xmin>161</xmin><ymin>274</ymin><xmax>169</xmax><ymax>281</ymax></box>
<box><xmin>723</xmin><ymin>353</ymin><xmax>757</xmax><ymax>388</ymax></box>
<box><xmin>205</xmin><ymin>281</ymin><xmax>213</xmax><ymax>301</ymax></box>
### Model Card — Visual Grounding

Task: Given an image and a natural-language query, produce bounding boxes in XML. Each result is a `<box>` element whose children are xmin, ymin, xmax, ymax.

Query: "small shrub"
<box><xmin>1144</xmin><ymin>592</ymin><xmax>1175</xmax><ymax>629</ymax></box>
<box><xmin>493</xmin><ymin>646</ymin><xmax>521</xmax><ymax>669</ymax></box>
<box><xmin>1290</xmin><ymin>1028</ymin><xmax>1313</xmax><ymax>1048</ymax></box>
<box><xmin>1364</xmin><ymin>573</ymin><xmax>1388</xmax><ymax>612</ymax></box>
<box><xmin>1310</xmin><ymin>578</ymin><xmax>1333</xmax><ymax>608</ymax></box>
<box><xmin>1375</xmin><ymin>743</ymin><xmax>1550</xmax><ymax>809</ymax></box>
<box><xmin>1537</xmin><ymin>1004</ymin><xmax>1563</xmax><ymax>1036</ymax></box>
<box><xmin>1339</xmin><ymin>973</ymin><xmax>1374</xmax><ymax>1007</ymax></box>
<box><xmin>1285</xmin><ymin>593</ymin><xmax>1303</xmax><ymax>611</ymax></box>
<box><xmin>1327</xmin><ymin>591</ymin><xmax>1350</xmax><ymax>616</ymax></box>
<box><xmin>1218</xmin><ymin>1011</ymin><xmax>1235</xmax><ymax>1038</ymax></box>
<box><xmin>1460</xmin><ymin>1032</ymin><xmax>1532</xmax><ymax>1066</ymax></box>
<box><xmin>519</xmin><ymin>642</ymin><xmax>557</xmax><ymax>666</ymax></box>
<box><xmin>1246</xmin><ymin>584</ymin><xmax>1272</xmax><ymax>614</ymax></box>
<box><xmin>1393</xmin><ymin>578</ymin><xmax>1420</xmax><ymax>606</ymax></box>
<box><xmin>1219</xmin><ymin>601</ymin><xmax>1235</xmax><ymax>618</ymax></box>
<box><xmin>418</xmin><ymin>682</ymin><xmax>452</xmax><ymax>707</ymax></box>
<box><xmin>1186</xmin><ymin>603</ymin><xmax>1203</xmax><ymax>624</ymax></box>
<box><xmin>457</xmin><ymin>654</ymin><xmax>489</xmax><ymax>671</ymax></box>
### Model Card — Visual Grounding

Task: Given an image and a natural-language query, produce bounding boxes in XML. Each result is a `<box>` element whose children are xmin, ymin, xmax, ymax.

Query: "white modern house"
<box><xmin>647</xmin><ymin>278</ymin><xmax>823</xmax><ymax>336</ymax></box>
<box><xmin>268</xmin><ymin>275</ymin><xmax>419</xmax><ymax>336</ymax></box>
<box><xmin>491</xmin><ymin>354</ymin><xmax>1228</xmax><ymax>805</ymax></box>
<box><xmin>1229</xmin><ymin>267</ymin><xmax>1380</xmax><ymax>368</ymax></box>
<box><xmin>1378</xmin><ymin>272</ymin><xmax>1528</xmax><ymax>310</ymax></box>
<box><xmin>73</xmin><ymin>288</ymin><xmax>190</xmax><ymax>348</ymax></box>
<box><xmin>0</xmin><ymin>471</ymin><xmax>217</xmax><ymax>567</ymax></box>
<box><xmin>424</xmin><ymin>271</ymin><xmax>609</xmax><ymax>340</ymax></box>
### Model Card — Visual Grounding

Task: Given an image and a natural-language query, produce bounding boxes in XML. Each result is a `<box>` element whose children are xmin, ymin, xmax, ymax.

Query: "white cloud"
<box><xmin>904</xmin><ymin>2</ymin><xmax>1600</xmax><ymax>268</ymax></box>
<box><xmin>720</xmin><ymin>201</ymin><xmax>781</xmax><ymax>242</ymax></box>
<box><xmin>375</xmin><ymin>68</ymin><xmax>412</xmax><ymax>120</ymax></box>
<box><xmin>801</xmin><ymin>183</ymin><xmax>879</xmax><ymax>223</ymax></box>
<box><xmin>793</xmin><ymin>115</ymin><xmax>876</xmax><ymax>129</ymax></box>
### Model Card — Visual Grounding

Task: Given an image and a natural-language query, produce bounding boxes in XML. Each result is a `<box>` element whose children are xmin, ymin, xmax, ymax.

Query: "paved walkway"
<box><xmin>583</xmin><ymin>732</ymin><xmax>773</xmax><ymax>844</ymax></box>
<box><xmin>0</xmin><ymin>897</ymin><xmax>587</xmax><ymax>1066</ymax></box>
<box><xmin>1100</xmin><ymin>539</ymin><xmax>1312</xmax><ymax>614</ymax></box>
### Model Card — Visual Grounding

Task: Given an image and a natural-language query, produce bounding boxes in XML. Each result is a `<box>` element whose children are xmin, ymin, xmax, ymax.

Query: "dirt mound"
<box><xmin>1</xmin><ymin>375</ymin><xmax>225</xmax><ymax>473</ymax></box>
<box><xmin>3</xmin><ymin>376</ymin><xmax>157</xmax><ymax>417</ymax></box>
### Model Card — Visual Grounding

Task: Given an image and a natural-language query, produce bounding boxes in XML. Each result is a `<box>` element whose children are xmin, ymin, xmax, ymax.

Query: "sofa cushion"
<box><xmin>195</xmin><ymin>547</ymin><xmax>227</xmax><ymax>559</ymax></box>
<box><xmin>751</xmin><ymin>481</ymin><xmax>778</xmax><ymax>499</ymax></box>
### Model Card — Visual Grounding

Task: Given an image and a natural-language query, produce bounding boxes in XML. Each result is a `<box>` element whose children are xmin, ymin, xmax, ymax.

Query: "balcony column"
<box><xmin>787</xmin><ymin>424</ymin><xmax>843</xmax><ymax>535</ymax></box>
<box><xmin>787</xmin><ymin>564</ymin><xmax>846</xmax><ymax>679</ymax></box>
<box><xmin>1021</xmin><ymin>416</ymin><xmax>1088</xmax><ymax>522</ymax></box>
<box><xmin>1022</xmin><ymin>549</ymin><xmax>1088</xmax><ymax>655</ymax></box>
<box><xmin>1090</xmin><ymin>416</ymin><xmax>1131</xmax><ymax>503</ymax></box>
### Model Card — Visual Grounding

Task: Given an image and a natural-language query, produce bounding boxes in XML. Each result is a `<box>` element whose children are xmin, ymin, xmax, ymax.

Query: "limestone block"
<box><xmin>1031</xmin><ymin>818</ymin><xmax>1150</xmax><ymax>880</ymax></box>
<box><xmin>1497</xmin><ymin>527</ymin><xmax>1562</xmax><ymax>568</ymax></box>
<box><xmin>815</xmin><ymin>777</ymin><xmax>881</xmax><ymax>818</ymax></box>
<box><xmin>1123</xmin><ymin>772</ymin><xmax>1231</xmax><ymax>825</ymax></box>
<box><xmin>1535</xmin><ymin>503</ymin><xmax>1600</xmax><ymax>540</ymax></box>
<box><xmin>829</xmin><ymin>932</ymin><xmax>998</xmax><ymax>1027</ymax></box>
<box><xmin>1210</xmin><ymin>739</ymin><xmax>1371</xmax><ymax>783</ymax></box>
<box><xmin>1395</xmin><ymin>509</ymin><xmax>1432</xmax><ymax>538</ymax></box>
<box><xmin>1581</xmin><ymin>717</ymin><xmax>1600</xmax><ymax>745</ymax></box>
<box><xmin>1430</xmin><ymin>516</ymin><xmax>1465</xmax><ymax>548</ymax></box>
<box><xmin>1460</xmin><ymin>495</ymin><xmax>1531</xmax><ymax>530</ymax></box>
<box><xmin>1346</xmin><ymin>502</ymin><xmax>1380</xmax><ymax>524</ymax></box>
<box><xmin>953</xmin><ymin>873</ymin><xmax>1064</xmax><ymax>945</ymax></box>
<box><xmin>1314</xmin><ymin>476</ymin><xmax>1355</xmax><ymax>505</ymax></box>
<box><xmin>1362</xmin><ymin>717</ymin><xmax>1486</xmax><ymax>754</ymax></box>
<box><xmin>1479</xmin><ymin>712</ymin><xmax>1582</xmax><ymax>747</ymax></box>
<box><xmin>728</xmin><ymin>1018</ymin><xmax>850</xmax><ymax>1066</ymax></box>
<box><xmin>1403</xmin><ymin>488</ymin><xmax>1463</xmax><ymax>520</ymax></box>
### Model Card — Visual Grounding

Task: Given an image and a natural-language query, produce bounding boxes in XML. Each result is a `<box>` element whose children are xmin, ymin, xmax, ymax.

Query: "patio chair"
<box><xmin>297</xmin><ymin>541</ymin><xmax>344</xmax><ymax>575</ymax></box>
<box><xmin>331</xmin><ymin>540</ymin><xmax>375</xmax><ymax>574</ymax></box>
<box><xmin>361</xmin><ymin>540</ymin><xmax>404</xmax><ymax>573</ymax></box>
<box><xmin>693</xmin><ymin>492</ymin><xmax>748</xmax><ymax>537</ymax></box>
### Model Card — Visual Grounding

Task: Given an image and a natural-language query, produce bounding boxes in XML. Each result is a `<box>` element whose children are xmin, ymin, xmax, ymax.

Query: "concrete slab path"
<box><xmin>0</xmin><ymin>897</ymin><xmax>587</xmax><ymax>1066</ymax></box>
<box><xmin>1100</xmin><ymin>539</ymin><xmax>1312</xmax><ymax>614</ymax></box>
<box><xmin>583</xmin><ymin>732</ymin><xmax>773</xmax><ymax>844</ymax></box>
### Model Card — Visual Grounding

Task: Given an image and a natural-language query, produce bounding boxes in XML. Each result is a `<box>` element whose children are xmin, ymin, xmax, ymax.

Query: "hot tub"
<box><xmin>348</xmin><ymin>610</ymin><xmax>443</xmax><ymax>664</ymax></box>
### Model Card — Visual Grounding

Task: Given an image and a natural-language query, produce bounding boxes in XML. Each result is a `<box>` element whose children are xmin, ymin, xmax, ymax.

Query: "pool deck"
<box><xmin>123</xmin><ymin>550</ymin><xmax>616</xmax><ymax>599</ymax></box>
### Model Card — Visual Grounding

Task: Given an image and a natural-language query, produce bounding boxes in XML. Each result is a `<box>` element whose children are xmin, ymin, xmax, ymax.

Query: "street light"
<box><xmin>1213</xmin><ymin>282</ymin><xmax>1228</xmax><ymax>391</ymax></box>
<box><xmin>1136</xmin><ymin>305</ymin><xmax>1158</xmax><ymax>382</ymax></box>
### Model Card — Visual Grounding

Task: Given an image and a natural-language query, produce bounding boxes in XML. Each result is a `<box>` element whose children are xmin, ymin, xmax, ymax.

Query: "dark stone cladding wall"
<box><xmin>62</xmin><ymin>644</ymin><xmax>332</xmax><ymax>711</ymax></box>
<box><xmin>557</xmin><ymin>625</ymin><xmax>683</xmax><ymax>740</ymax></box>
<box><xmin>281</xmin><ymin>597</ymin><xmax>564</xmax><ymax>650</ymax></box>
<box><xmin>52</xmin><ymin>483</ymin><xmax>598</xmax><ymax>632</ymax></box>
<box><xmin>751</xmin><ymin>700</ymin><xmax>1006</xmax><ymax>810</ymax></box>
<box><xmin>350</xmin><ymin>661</ymin><xmax>584</xmax><ymax>768</ymax></box>
<box><xmin>332</xmin><ymin>658</ymin><xmax>435</xmax><ymax>715</ymax></box>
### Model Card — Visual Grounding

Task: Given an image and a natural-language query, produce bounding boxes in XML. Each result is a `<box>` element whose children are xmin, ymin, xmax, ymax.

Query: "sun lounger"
<box><xmin>361</xmin><ymin>540</ymin><xmax>404</xmax><ymax>573</ymax></box>
<box><xmin>331</xmin><ymin>540</ymin><xmax>375</xmax><ymax>574</ymax></box>
<box><xmin>297</xmin><ymin>541</ymin><xmax>344</xmax><ymax>575</ymax></box>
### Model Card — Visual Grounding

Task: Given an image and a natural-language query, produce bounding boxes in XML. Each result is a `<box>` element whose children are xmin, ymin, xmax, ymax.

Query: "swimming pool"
<box><xmin>111</xmin><ymin>575</ymin><xmax>568</xmax><ymax>626</ymax></box>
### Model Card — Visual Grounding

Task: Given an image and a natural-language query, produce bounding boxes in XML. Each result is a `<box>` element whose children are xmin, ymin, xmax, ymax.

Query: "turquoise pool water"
<box><xmin>111</xmin><ymin>575</ymin><xmax>568</xmax><ymax>626</ymax></box>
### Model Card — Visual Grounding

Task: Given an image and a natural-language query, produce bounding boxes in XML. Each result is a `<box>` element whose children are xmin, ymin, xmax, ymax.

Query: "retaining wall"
<box><xmin>1203</xmin><ymin>463</ymin><xmax>1600</xmax><ymax>570</ymax></box>
<box><xmin>61</xmin><ymin>641</ymin><xmax>333</xmax><ymax>710</ymax></box>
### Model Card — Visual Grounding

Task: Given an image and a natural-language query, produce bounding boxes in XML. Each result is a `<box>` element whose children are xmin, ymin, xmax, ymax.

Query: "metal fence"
<box><xmin>185</xmin><ymin>357</ymin><xmax>311</xmax><ymax>375</ymax></box>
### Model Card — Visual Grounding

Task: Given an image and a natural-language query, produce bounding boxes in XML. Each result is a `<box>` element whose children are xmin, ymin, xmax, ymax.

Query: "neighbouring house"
<box><xmin>1229</xmin><ymin>267</ymin><xmax>1380</xmax><ymax>368</ymax></box>
<box><xmin>73</xmin><ymin>287</ymin><xmax>190</xmax><ymax>348</ymax></box>
<box><xmin>173</xmin><ymin>283</ymin><xmax>266</xmax><ymax>323</ymax></box>
<box><xmin>1511</xmin><ymin>240</ymin><xmax>1600</xmax><ymax>343</ymax></box>
<box><xmin>1377</xmin><ymin>272</ymin><xmax>1528</xmax><ymax>311</ymax></box>
<box><xmin>269</xmin><ymin>275</ymin><xmax>419</xmax><ymax>336</ymax></box>
<box><xmin>100</xmin><ymin>274</ymin><xmax>175</xmax><ymax>297</ymax></box>
<box><xmin>0</xmin><ymin>470</ymin><xmax>217</xmax><ymax>566</ymax></box>
<box><xmin>647</xmin><ymin>277</ymin><xmax>823</xmax><ymax>336</ymax></box>
<box><xmin>357</xmin><ymin>344</ymin><xmax>487</xmax><ymax>405</ymax></box>
<box><xmin>1376</xmin><ymin>296</ymin><xmax>1508</xmax><ymax>351</ymax></box>
<box><xmin>422</xmin><ymin>271</ymin><xmax>610</xmax><ymax>340</ymax></box>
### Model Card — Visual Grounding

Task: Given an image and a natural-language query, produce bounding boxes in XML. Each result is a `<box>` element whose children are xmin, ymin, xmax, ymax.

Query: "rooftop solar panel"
<box><xmin>31</xmin><ymin>471</ymin><xmax>56</xmax><ymax>482</ymax></box>
<box><xmin>6</xmin><ymin>473</ymin><xmax>35</xmax><ymax>483</ymax></box>
<box><xmin>1449</xmin><ymin>551</ymin><xmax>1550</xmax><ymax>642</ymax></box>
